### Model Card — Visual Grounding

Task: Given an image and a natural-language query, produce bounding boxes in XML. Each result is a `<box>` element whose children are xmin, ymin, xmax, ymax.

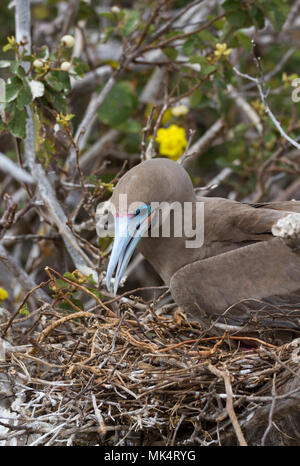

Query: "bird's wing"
<box><xmin>250</xmin><ymin>201</ymin><xmax>300</xmax><ymax>213</ymax></box>
<box><xmin>170</xmin><ymin>236</ymin><xmax>300</xmax><ymax>330</ymax></box>
<box><xmin>197</xmin><ymin>197</ymin><xmax>300</xmax><ymax>245</ymax></box>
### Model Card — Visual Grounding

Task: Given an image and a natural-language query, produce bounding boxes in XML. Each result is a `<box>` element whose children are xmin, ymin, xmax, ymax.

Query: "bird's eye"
<box><xmin>135</xmin><ymin>208</ymin><xmax>141</xmax><ymax>216</ymax></box>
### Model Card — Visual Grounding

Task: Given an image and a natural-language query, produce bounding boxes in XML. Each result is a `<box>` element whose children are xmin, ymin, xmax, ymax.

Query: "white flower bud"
<box><xmin>33</xmin><ymin>59</ymin><xmax>44</xmax><ymax>68</ymax></box>
<box><xmin>111</xmin><ymin>6</ymin><xmax>120</xmax><ymax>14</ymax></box>
<box><xmin>61</xmin><ymin>35</ymin><xmax>75</xmax><ymax>48</ymax></box>
<box><xmin>29</xmin><ymin>80</ymin><xmax>45</xmax><ymax>99</ymax></box>
<box><xmin>54</xmin><ymin>123</ymin><xmax>60</xmax><ymax>133</ymax></box>
<box><xmin>60</xmin><ymin>61</ymin><xmax>72</xmax><ymax>72</ymax></box>
<box><xmin>171</xmin><ymin>105</ymin><xmax>189</xmax><ymax>117</ymax></box>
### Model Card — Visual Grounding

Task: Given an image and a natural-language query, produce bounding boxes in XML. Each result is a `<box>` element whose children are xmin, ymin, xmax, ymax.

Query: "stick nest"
<box><xmin>0</xmin><ymin>277</ymin><xmax>300</xmax><ymax>446</ymax></box>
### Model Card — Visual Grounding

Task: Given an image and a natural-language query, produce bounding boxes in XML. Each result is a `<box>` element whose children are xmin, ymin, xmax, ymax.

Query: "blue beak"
<box><xmin>106</xmin><ymin>208</ymin><xmax>151</xmax><ymax>295</ymax></box>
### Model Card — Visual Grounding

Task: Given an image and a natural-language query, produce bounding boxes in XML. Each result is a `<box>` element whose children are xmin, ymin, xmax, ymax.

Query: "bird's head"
<box><xmin>106</xmin><ymin>158</ymin><xmax>195</xmax><ymax>294</ymax></box>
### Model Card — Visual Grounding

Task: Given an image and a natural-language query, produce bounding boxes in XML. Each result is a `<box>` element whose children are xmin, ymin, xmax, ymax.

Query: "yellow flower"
<box><xmin>251</xmin><ymin>99</ymin><xmax>265</xmax><ymax>116</ymax></box>
<box><xmin>56</xmin><ymin>112</ymin><xmax>75</xmax><ymax>129</ymax></box>
<box><xmin>0</xmin><ymin>287</ymin><xmax>8</xmax><ymax>301</ymax></box>
<box><xmin>282</xmin><ymin>72</ymin><xmax>298</xmax><ymax>88</ymax></box>
<box><xmin>156</xmin><ymin>125</ymin><xmax>187</xmax><ymax>161</ymax></box>
<box><xmin>171</xmin><ymin>104</ymin><xmax>189</xmax><ymax>117</ymax></box>
<box><xmin>214</xmin><ymin>42</ymin><xmax>232</xmax><ymax>60</ymax></box>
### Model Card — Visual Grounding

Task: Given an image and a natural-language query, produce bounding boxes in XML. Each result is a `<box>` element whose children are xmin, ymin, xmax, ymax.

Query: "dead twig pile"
<box><xmin>0</xmin><ymin>279</ymin><xmax>299</xmax><ymax>446</ymax></box>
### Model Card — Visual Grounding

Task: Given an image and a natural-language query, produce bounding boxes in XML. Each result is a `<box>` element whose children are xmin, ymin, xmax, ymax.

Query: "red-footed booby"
<box><xmin>105</xmin><ymin>158</ymin><xmax>300</xmax><ymax>333</ymax></box>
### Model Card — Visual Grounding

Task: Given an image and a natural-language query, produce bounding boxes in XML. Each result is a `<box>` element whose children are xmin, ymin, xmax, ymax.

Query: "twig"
<box><xmin>141</xmin><ymin>105</ymin><xmax>155</xmax><ymax>160</ymax></box>
<box><xmin>208</xmin><ymin>364</ymin><xmax>248</xmax><ymax>446</ymax></box>
<box><xmin>0</xmin><ymin>153</ymin><xmax>34</xmax><ymax>184</ymax></box>
<box><xmin>150</xmin><ymin>0</ymin><xmax>204</xmax><ymax>41</ymax></box>
<box><xmin>38</xmin><ymin>311</ymin><xmax>93</xmax><ymax>343</ymax></box>
<box><xmin>227</xmin><ymin>85</ymin><xmax>263</xmax><ymax>135</ymax></box>
<box><xmin>233</xmin><ymin>67</ymin><xmax>300</xmax><ymax>151</ymax></box>
<box><xmin>0</xmin><ymin>242</ymin><xmax>50</xmax><ymax>303</ymax></box>
<box><xmin>196</xmin><ymin>167</ymin><xmax>233</xmax><ymax>196</ymax></box>
<box><xmin>60</xmin><ymin>0</ymin><xmax>80</xmax><ymax>36</ymax></box>
<box><xmin>79</xmin><ymin>129</ymin><xmax>119</xmax><ymax>171</ymax></box>
<box><xmin>140</xmin><ymin>13</ymin><xmax>226</xmax><ymax>53</ymax></box>
<box><xmin>261</xmin><ymin>370</ymin><xmax>278</xmax><ymax>445</ymax></box>
<box><xmin>91</xmin><ymin>394</ymin><xmax>106</xmax><ymax>434</ymax></box>
<box><xmin>179</xmin><ymin>118</ymin><xmax>226</xmax><ymax>165</ymax></box>
<box><xmin>1</xmin><ymin>280</ymin><xmax>50</xmax><ymax>338</ymax></box>
<box><xmin>44</xmin><ymin>266</ymin><xmax>114</xmax><ymax>315</ymax></box>
<box><xmin>71</xmin><ymin>65</ymin><xmax>112</xmax><ymax>95</ymax></box>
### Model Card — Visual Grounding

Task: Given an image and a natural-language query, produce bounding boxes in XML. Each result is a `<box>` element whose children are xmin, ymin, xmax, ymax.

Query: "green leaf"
<box><xmin>88</xmin><ymin>274</ymin><xmax>97</xmax><ymax>286</ymax></box>
<box><xmin>45</xmin><ymin>71</ymin><xmax>71</xmax><ymax>95</ymax></box>
<box><xmin>116</xmin><ymin>119</ymin><xmax>142</xmax><ymax>133</ymax></box>
<box><xmin>261</xmin><ymin>0</ymin><xmax>289</xmax><ymax>32</ymax></box>
<box><xmin>3</xmin><ymin>43</ymin><xmax>13</xmax><ymax>52</ymax></box>
<box><xmin>189</xmin><ymin>88</ymin><xmax>203</xmax><ymax>107</ymax></box>
<box><xmin>16</xmin><ymin>65</ymin><xmax>26</xmax><ymax>78</ymax></box>
<box><xmin>7</xmin><ymin>107</ymin><xmax>27</xmax><ymax>138</ymax></box>
<box><xmin>72</xmin><ymin>58</ymin><xmax>90</xmax><ymax>78</ymax></box>
<box><xmin>19</xmin><ymin>302</ymin><xmax>29</xmax><ymax>316</ymax></box>
<box><xmin>163</xmin><ymin>47</ymin><xmax>178</xmax><ymax>60</ymax></box>
<box><xmin>99</xmin><ymin>11</ymin><xmax>116</xmax><ymax>22</ymax></box>
<box><xmin>234</xmin><ymin>30</ymin><xmax>252</xmax><ymax>52</ymax></box>
<box><xmin>9</xmin><ymin>61</ymin><xmax>19</xmax><ymax>74</ymax></box>
<box><xmin>64</xmin><ymin>271</ymin><xmax>77</xmax><ymax>282</ymax></box>
<box><xmin>55</xmin><ymin>278</ymin><xmax>70</xmax><ymax>289</ymax></box>
<box><xmin>0</xmin><ymin>60</ymin><xmax>11</xmax><ymax>68</ymax></box>
<box><xmin>69</xmin><ymin>297</ymin><xmax>84</xmax><ymax>310</ymax></box>
<box><xmin>78</xmin><ymin>1</ymin><xmax>97</xmax><ymax>21</ymax></box>
<box><xmin>249</xmin><ymin>4</ymin><xmax>266</xmax><ymax>30</ymax></box>
<box><xmin>59</xmin><ymin>301</ymin><xmax>74</xmax><ymax>312</ymax></box>
<box><xmin>45</xmin><ymin>72</ymin><xmax>64</xmax><ymax>91</ymax></box>
<box><xmin>120</xmin><ymin>9</ymin><xmax>140</xmax><ymax>36</ymax></box>
<box><xmin>16</xmin><ymin>84</ymin><xmax>32</xmax><ymax>109</ymax></box>
<box><xmin>59</xmin><ymin>298</ymin><xmax>84</xmax><ymax>312</ymax></box>
<box><xmin>53</xmin><ymin>93</ymin><xmax>68</xmax><ymax>113</ymax></box>
<box><xmin>189</xmin><ymin>56</ymin><xmax>217</xmax><ymax>75</ymax></box>
<box><xmin>100</xmin><ymin>26</ymin><xmax>115</xmax><ymax>43</ymax></box>
<box><xmin>197</xmin><ymin>30</ymin><xmax>217</xmax><ymax>44</ymax></box>
<box><xmin>182</xmin><ymin>30</ymin><xmax>216</xmax><ymax>56</ymax></box>
<box><xmin>226</xmin><ymin>10</ymin><xmax>248</xmax><ymax>26</ymax></box>
<box><xmin>98</xmin><ymin>81</ymin><xmax>137</xmax><ymax>127</ymax></box>
<box><xmin>182</xmin><ymin>37</ymin><xmax>200</xmax><ymax>56</ymax></box>
<box><xmin>58</xmin><ymin>70</ymin><xmax>71</xmax><ymax>93</ymax></box>
<box><xmin>87</xmin><ymin>287</ymin><xmax>103</xmax><ymax>299</ymax></box>
<box><xmin>39</xmin><ymin>45</ymin><xmax>49</xmax><ymax>60</ymax></box>
<box><xmin>223</xmin><ymin>0</ymin><xmax>240</xmax><ymax>10</ymax></box>
<box><xmin>5</xmin><ymin>77</ymin><xmax>23</xmax><ymax>102</ymax></box>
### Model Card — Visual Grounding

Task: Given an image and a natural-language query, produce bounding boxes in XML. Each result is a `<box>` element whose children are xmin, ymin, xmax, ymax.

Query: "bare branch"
<box><xmin>0</xmin><ymin>153</ymin><xmax>34</xmax><ymax>184</ymax></box>
<box><xmin>180</xmin><ymin>118</ymin><xmax>226</xmax><ymax>166</ymax></box>
<box><xmin>15</xmin><ymin>0</ymin><xmax>96</xmax><ymax>280</ymax></box>
<box><xmin>0</xmin><ymin>243</ymin><xmax>50</xmax><ymax>302</ymax></box>
<box><xmin>208</xmin><ymin>364</ymin><xmax>248</xmax><ymax>446</ymax></box>
<box><xmin>233</xmin><ymin>66</ymin><xmax>300</xmax><ymax>151</ymax></box>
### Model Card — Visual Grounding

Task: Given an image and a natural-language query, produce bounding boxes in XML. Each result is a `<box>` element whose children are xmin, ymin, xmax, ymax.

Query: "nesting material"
<box><xmin>0</xmin><ymin>281</ymin><xmax>299</xmax><ymax>446</ymax></box>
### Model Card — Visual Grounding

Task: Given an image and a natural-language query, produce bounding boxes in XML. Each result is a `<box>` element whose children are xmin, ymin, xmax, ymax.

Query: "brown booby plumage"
<box><xmin>106</xmin><ymin>159</ymin><xmax>300</xmax><ymax>333</ymax></box>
